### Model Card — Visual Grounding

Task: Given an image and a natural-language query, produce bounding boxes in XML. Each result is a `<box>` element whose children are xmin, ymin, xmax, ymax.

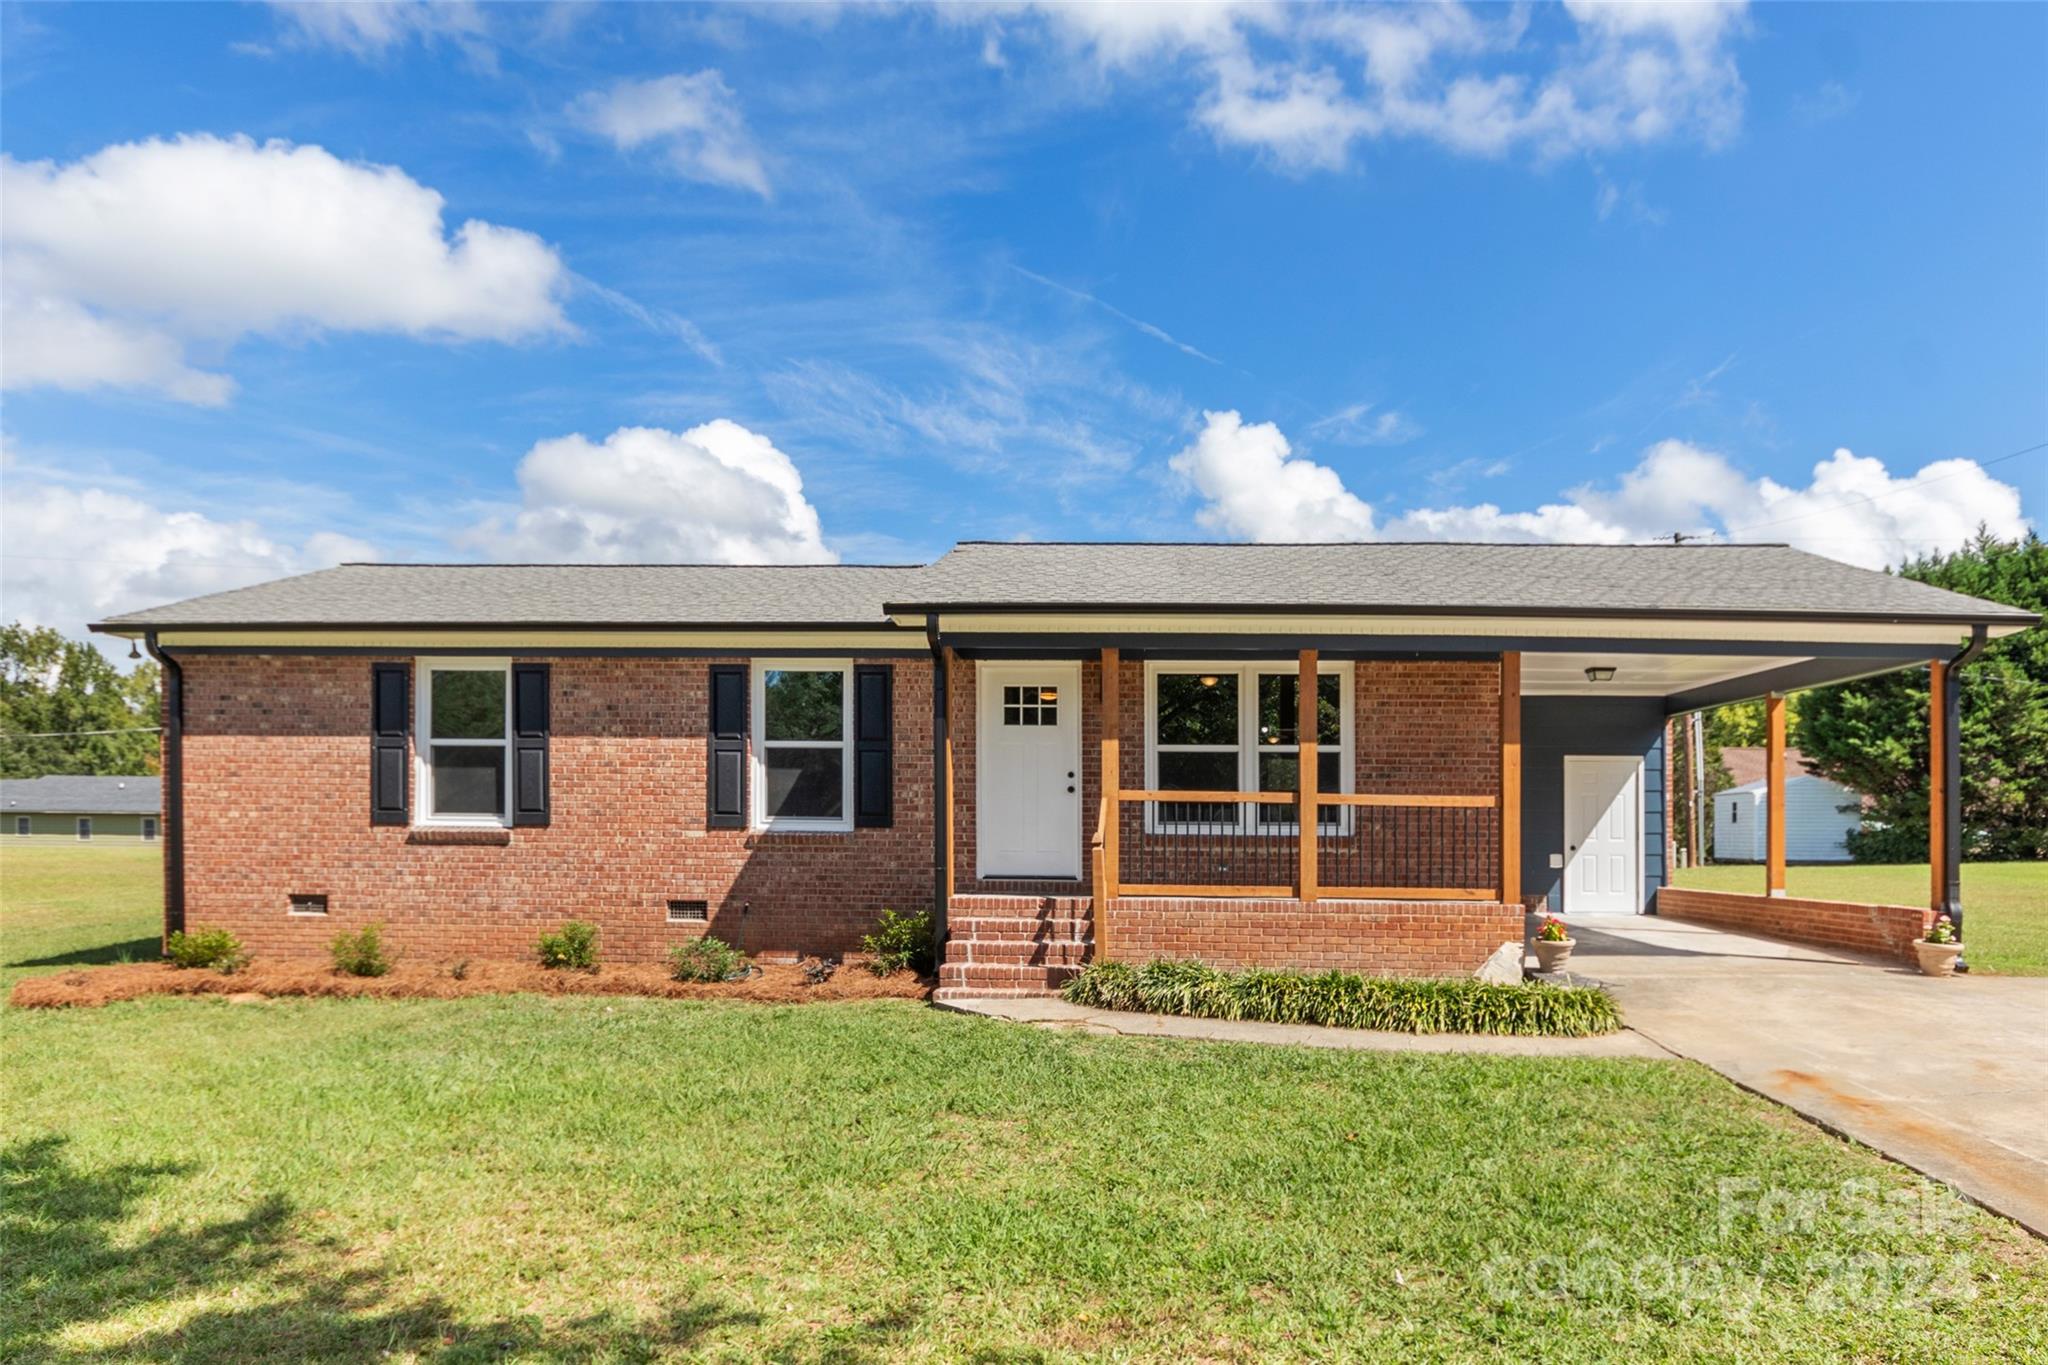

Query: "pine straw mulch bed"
<box><xmin>9</xmin><ymin>959</ymin><xmax>932</xmax><ymax>1010</ymax></box>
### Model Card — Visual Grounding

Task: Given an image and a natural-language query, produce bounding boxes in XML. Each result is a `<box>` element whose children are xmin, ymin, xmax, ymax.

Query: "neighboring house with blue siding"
<box><xmin>2</xmin><ymin>776</ymin><xmax>161</xmax><ymax>844</ymax></box>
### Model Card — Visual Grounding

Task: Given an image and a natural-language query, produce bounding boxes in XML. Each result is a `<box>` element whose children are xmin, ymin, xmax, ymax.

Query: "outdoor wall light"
<box><xmin>1584</xmin><ymin>666</ymin><xmax>1617</xmax><ymax>683</ymax></box>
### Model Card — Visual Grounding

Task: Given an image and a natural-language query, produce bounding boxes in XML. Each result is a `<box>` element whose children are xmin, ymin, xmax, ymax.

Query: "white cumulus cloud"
<box><xmin>0</xmin><ymin>133</ymin><xmax>570</xmax><ymax>405</ymax></box>
<box><xmin>458</xmin><ymin>422</ymin><xmax>832</xmax><ymax>564</ymax></box>
<box><xmin>568</xmin><ymin>72</ymin><xmax>772</xmax><ymax>198</ymax></box>
<box><xmin>0</xmin><ymin>477</ymin><xmax>375</xmax><ymax>644</ymax></box>
<box><xmin>987</xmin><ymin>0</ymin><xmax>1750</xmax><ymax>173</ymax></box>
<box><xmin>1170</xmin><ymin>412</ymin><xmax>2029</xmax><ymax>568</ymax></box>
<box><xmin>1170</xmin><ymin>410</ymin><xmax>1379</xmax><ymax>541</ymax></box>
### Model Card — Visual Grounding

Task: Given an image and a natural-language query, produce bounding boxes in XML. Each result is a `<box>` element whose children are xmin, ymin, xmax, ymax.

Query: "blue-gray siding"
<box><xmin>1521</xmin><ymin>697</ymin><xmax>1666</xmax><ymax>913</ymax></box>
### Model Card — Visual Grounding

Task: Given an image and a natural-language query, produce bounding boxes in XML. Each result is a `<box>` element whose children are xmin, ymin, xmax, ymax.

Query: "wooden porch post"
<box><xmin>1765</xmin><ymin>691</ymin><xmax>1788</xmax><ymax>896</ymax></box>
<box><xmin>1298</xmin><ymin>649</ymin><xmax>1319</xmax><ymax>903</ymax></box>
<box><xmin>942</xmin><ymin>647</ymin><xmax>957</xmax><ymax>905</ymax></box>
<box><xmin>1928</xmin><ymin>659</ymin><xmax>1946</xmax><ymax>913</ymax></box>
<box><xmin>1500</xmin><ymin>652</ymin><xmax>1521</xmax><ymax>905</ymax></box>
<box><xmin>1098</xmin><ymin>648</ymin><xmax>1120</xmax><ymax>957</ymax></box>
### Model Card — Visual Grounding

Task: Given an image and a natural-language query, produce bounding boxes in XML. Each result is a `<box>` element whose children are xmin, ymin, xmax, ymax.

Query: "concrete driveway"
<box><xmin>1569</xmin><ymin>915</ymin><xmax>2048</xmax><ymax>1239</ymax></box>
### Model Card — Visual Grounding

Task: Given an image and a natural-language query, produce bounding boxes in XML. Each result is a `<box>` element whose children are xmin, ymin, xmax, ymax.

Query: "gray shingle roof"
<box><xmin>89</xmin><ymin>543</ymin><xmax>2035</xmax><ymax>630</ymax></box>
<box><xmin>95</xmin><ymin>563</ymin><xmax>927</xmax><ymax>628</ymax></box>
<box><xmin>2</xmin><ymin>776</ymin><xmax>161</xmax><ymax>814</ymax></box>
<box><xmin>890</xmin><ymin>542</ymin><xmax>2036</xmax><ymax>623</ymax></box>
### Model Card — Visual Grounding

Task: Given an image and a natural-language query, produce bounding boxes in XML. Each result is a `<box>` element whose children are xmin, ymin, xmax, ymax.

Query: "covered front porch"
<box><xmin>922</xmin><ymin>616</ymin><xmax>1994</xmax><ymax>997</ymax></box>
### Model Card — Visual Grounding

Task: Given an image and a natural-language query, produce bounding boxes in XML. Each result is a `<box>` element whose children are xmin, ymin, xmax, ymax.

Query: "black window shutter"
<box><xmin>708</xmin><ymin>665</ymin><xmax>747</xmax><ymax>829</ymax></box>
<box><xmin>854</xmin><ymin>664</ymin><xmax>893</xmax><ymax>828</ymax></box>
<box><xmin>511</xmin><ymin>663</ymin><xmax>551</xmax><ymax>827</ymax></box>
<box><xmin>370</xmin><ymin>663</ymin><xmax>409</xmax><ymax>825</ymax></box>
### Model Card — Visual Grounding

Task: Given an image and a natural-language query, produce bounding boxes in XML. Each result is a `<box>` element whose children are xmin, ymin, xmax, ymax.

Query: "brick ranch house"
<box><xmin>91</xmin><ymin>542</ymin><xmax>2034</xmax><ymax>994</ymax></box>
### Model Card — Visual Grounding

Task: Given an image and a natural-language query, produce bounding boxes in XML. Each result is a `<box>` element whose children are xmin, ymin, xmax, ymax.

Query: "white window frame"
<box><xmin>751</xmin><ymin>660</ymin><xmax>854</xmax><ymax>833</ymax></box>
<box><xmin>413</xmin><ymin>658</ymin><xmax>513</xmax><ymax>828</ymax></box>
<box><xmin>1142</xmin><ymin>660</ymin><xmax>1354</xmax><ymax>836</ymax></box>
<box><xmin>142</xmin><ymin>817</ymin><xmax>158</xmax><ymax>842</ymax></box>
<box><xmin>76</xmin><ymin>816</ymin><xmax>92</xmax><ymax>841</ymax></box>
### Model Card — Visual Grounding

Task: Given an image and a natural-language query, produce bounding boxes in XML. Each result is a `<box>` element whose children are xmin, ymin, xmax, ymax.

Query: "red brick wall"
<box><xmin>1658</xmin><ymin>887</ymin><xmax>1933</xmax><ymax>964</ymax></box>
<box><xmin>1106</xmin><ymin>897</ymin><xmax>1521</xmax><ymax>976</ymax></box>
<box><xmin>178</xmin><ymin>655</ymin><xmax>934</xmax><ymax>964</ymax></box>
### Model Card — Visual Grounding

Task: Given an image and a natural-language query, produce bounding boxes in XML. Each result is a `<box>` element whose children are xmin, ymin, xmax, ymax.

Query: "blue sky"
<box><xmin>2</xmin><ymin>1</ymin><xmax>2042</xmax><ymax>646</ymax></box>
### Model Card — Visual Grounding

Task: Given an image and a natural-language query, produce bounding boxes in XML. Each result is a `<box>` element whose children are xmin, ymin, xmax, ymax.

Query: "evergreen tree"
<box><xmin>1798</xmin><ymin>531</ymin><xmax>2047</xmax><ymax>860</ymax></box>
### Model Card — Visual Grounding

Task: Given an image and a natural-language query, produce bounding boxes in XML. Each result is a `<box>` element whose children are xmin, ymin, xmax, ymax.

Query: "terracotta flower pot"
<box><xmin>1533</xmin><ymin>938</ymin><xmax>1575</xmax><ymax>973</ymax></box>
<box><xmin>1914</xmin><ymin>941</ymin><xmax>1963</xmax><ymax>977</ymax></box>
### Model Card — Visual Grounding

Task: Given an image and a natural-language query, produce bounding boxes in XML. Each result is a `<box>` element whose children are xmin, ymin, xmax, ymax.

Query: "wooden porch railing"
<box><xmin>1108</xmin><ymin>791</ymin><xmax>1500</xmax><ymax>900</ymax></box>
<box><xmin>1088</xmin><ymin>645</ymin><xmax>1521</xmax><ymax>920</ymax></box>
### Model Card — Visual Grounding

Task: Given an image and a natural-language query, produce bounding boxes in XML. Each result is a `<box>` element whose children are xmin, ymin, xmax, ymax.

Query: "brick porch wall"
<box><xmin>177</xmin><ymin>655</ymin><xmax>934</xmax><ymax>964</ymax></box>
<box><xmin>938</xmin><ymin>893</ymin><xmax>1523</xmax><ymax>996</ymax></box>
<box><xmin>1658</xmin><ymin>887</ymin><xmax>1933</xmax><ymax>964</ymax></box>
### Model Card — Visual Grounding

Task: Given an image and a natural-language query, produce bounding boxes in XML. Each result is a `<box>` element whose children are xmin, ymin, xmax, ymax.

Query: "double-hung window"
<box><xmin>416</xmin><ymin>659</ymin><xmax>511</xmax><ymax>825</ymax></box>
<box><xmin>1146</xmin><ymin>662</ymin><xmax>1351</xmax><ymax>833</ymax></box>
<box><xmin>753</xmin><ymin>662</ymin><xmax>852</xmax><ymax>831</ymax></box>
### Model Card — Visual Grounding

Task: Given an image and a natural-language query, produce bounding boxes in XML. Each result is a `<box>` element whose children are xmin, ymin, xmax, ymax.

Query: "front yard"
<box><xmin>4</xmin><ymin>844</ymin><xmax>2046</xmax><ymax>1360</ymax></box>
<box><xmin>1670</xmin><ymin>861</ymin><xmax>2048</xmax><ymax>975</ymax></box>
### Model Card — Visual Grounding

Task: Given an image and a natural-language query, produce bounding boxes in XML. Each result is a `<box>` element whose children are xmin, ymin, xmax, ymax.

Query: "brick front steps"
<box><xmin>937</xmin><ymin>895</ymin><xmax>1093</xmax><ymax>999</ymax></box>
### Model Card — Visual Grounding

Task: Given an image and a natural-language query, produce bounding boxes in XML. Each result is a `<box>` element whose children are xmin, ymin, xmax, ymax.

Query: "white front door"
<box><xmin>977</xmin><ymin>663</ymin><xmax>1082</xmax><ymax>878</ymax></box>
<box><xmin>1563</xmin><ymin>755</ymin><xmax>1642</xmax><ymax>915</ymax></box>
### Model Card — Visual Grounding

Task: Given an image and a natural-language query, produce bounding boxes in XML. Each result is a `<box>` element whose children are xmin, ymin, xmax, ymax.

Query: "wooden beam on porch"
<box><xmin>1500</xmin><ymin>651</ymin><xmax>1521</xmax><ymax>907</ymax></box>
<box><xmin>1928</xmin><ymin>658</ymin><xmax>1946</xmax><ymax>912</ymax></box>
<box><xmin>1298</xmin><ymin>648</ymin><xmax>1319</xmax><ymax>903</ymax></box>
<box><xmin>942</xmin><ymin>647</ymin><xmax>957</xmax><ymax>905</ymax></box>
<box><xmin>1765</xmin><ymin>690</ymin><xmax>1787</xmax><ymax>896</ymax></box>
<box><xmin>1098</xmin><ymin>647</ymin><xmax>1120</xmax><ymax>956</ymax></box>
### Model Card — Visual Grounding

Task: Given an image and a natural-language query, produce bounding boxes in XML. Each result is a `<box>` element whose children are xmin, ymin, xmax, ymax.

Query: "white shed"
<box><xmin>1713</xmin><ymin>774</ymin><xmax>1863</xmax><ymax>863</ymax></box>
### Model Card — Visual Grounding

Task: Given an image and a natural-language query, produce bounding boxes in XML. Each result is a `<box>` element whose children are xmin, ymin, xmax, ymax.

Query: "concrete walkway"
<box><xmin>935</xmin><ymin>993</ymin><xmax>1668</xmax><ymax>1057</ymax></box>
<box><xmin>1569</xmin><ymin>915</ymin><xmax>2048</xmax><ymax>1239</ymax></box>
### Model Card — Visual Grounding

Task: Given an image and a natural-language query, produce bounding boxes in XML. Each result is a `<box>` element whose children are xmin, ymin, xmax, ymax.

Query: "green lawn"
<box><xmin>4</xmin><ymin>845</ymin><xmax>2045</xmax><ymax>1360</ymax></box>
<box><xmin>1670</xmin><ymin>861</ymin><xmax>2048</xmax><ymax>976</ymax></box>
<box><xmin>1</xmin><ymin>842</ymin><xmax>163</xmax><ymax>992</ymax></box>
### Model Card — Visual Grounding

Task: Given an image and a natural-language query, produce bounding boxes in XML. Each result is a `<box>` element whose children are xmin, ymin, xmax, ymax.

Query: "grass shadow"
<box><xmin>0</xmin><ymin>1134</ymin><xmax>761</xmax><ymax>1362</ymax></box>
<box><xmin>6</xmin><ymin>937</ymin><xmax>163</xmax><ymax>971</ymax></box>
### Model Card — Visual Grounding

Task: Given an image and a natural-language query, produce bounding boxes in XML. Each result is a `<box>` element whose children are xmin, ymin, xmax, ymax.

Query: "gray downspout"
<box><xmin>1942</xmin><ymin>624</ymin><xmax>1987</xmax><ymax>959</ymax></box>
<box><xmin>141</xmin><ymin>632</ymin><xmax>185</xmax><ymax>946</ymax></box>
<box><xmin>927</xmin><ymin>622</ymin><xmax>949</xmax><ymax>958</ymax></box>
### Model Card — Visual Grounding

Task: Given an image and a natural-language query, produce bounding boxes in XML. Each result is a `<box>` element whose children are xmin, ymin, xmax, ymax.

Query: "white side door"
<box><xmin>977</xmin><ymin>663</ymin><xmax>1082</xmax><ymax>878</ymax></box>
<box><xmin>1563</xmin><ymin>755</ymin><xmax>1642</xmax><ymax>915</ymax></box>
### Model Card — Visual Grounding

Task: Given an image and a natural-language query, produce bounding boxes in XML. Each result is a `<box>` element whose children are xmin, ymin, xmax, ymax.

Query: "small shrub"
<box><xmin>861</xmin><ymin>907</ymin><xmax>935</xmax><ymax>977</ymax></box>
<box><xmin>668</xmin><ymin>936</ymin><xmax>750</xmax><ymax>983</ymax></box>
<box><xmin>1061</xmin><ymin>959</ymin><xmax>1622</xmax><ymax>1037</ymax></box>
<box><xmin>537</xmin><ymin>920</ymin><xmax>600</xmax><ymax>971</ymax></box>
<box><xmin>164</xmin><ymin>928</ymin><xmax>248</xmax><ymax>975</ymax></box>
<box><xmin>329</xmin><ymin>922</ymin><xmax>392</xmax><ymax>977</ymax></box>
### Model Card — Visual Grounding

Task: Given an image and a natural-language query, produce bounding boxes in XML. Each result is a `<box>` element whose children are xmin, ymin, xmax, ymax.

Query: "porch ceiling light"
<box><xmin>1198</xmin><ymin>674</ymin><xmax>1221</xmax><ymax>687</ymax></box>
<box><xmin>1039</xmin><ymin>688</ymin><xmax>1057</xmax><ymax>703</ymax></box>
<box><xmin>1584</xmin><ymin>666</ymin><xmax>1617</xmax><ymax>683</ymax></box>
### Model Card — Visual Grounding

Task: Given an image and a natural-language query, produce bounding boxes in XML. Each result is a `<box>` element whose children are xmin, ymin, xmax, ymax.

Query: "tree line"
<box><xmin>0</xmin><ymin>625</ymin><xmax>161</xmax><ymax>778</ymax></box>
<box><xmin>1673</xmin><ymin>531</ymin><xmax>2045</xmax><ymax>863</ymax></box>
